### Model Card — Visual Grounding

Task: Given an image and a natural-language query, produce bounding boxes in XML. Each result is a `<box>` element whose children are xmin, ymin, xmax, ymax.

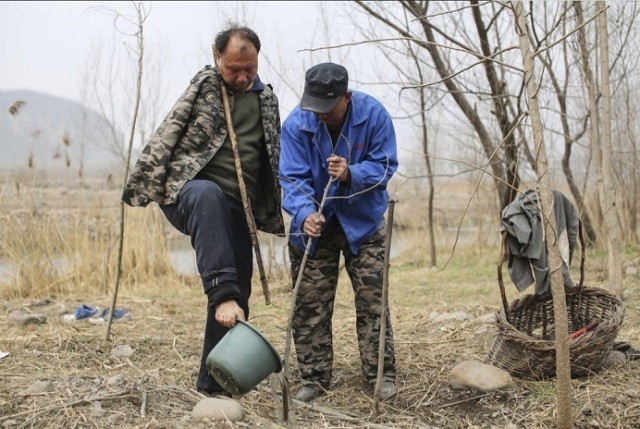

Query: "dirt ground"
<box><xmin>1</xmin><ymin>261</ymin><xmax>639</xmax><ymax>429</ymax></box>
<box><xmin>1</xmin><ymin>179</ymin><xmax>639</xmax><ymax>428</ymax></box>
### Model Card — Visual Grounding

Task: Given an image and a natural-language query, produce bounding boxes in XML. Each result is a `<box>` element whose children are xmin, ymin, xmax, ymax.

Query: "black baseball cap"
<box><xmin>300</xmin><ymin>62</ymin><xmax>349</xmax><ymax>113</ymax></box>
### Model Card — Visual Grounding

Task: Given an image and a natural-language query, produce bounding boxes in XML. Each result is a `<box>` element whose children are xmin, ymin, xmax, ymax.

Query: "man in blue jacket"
<box><xmin>279</xmin><ymin>62</ymin><xmax>399</xmax><ymax>402</ymax></box>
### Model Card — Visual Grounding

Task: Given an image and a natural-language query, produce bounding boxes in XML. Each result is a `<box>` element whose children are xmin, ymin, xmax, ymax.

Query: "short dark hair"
<box><xmin>213</xmin><ymin>22</ymin><xmax>261</xmax><ymax>55</ymax></box>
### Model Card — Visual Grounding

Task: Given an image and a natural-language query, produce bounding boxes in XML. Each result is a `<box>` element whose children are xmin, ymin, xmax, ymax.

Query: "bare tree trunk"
<box><xmin>618</xmin><ymin>82</ymin><xmax>639</xmax><ymax>242</ymax></box>
<box><xmin>596</xmin><ymin>2</ymin><xmax>623</xmax><ymax>296</ymax></box>
<box><xmin>575</xmin><ymin>2</ymin><xmax>623</xmax><ymax>296</ymax></box>
<box><xmin>106</xmin><ymin>3</ymin><xmax>146</xmax><ymax>341</ymax></box>
<box><xmin>512</xmin><ymin>3</ymin><xmax>573</xmax><ymax>428</ymax></box>
<box><xmin>349</xmin><ymin>6</ymin><xmax>440</xmax><ymax>265</ymax></box>
<box><xmin>355</xmin><ymin>0</ymin><xmax>512</xmax><ymax>210</ymax></box>
<box><xmin>409</xmin><ymin>42</ymin><xmax>437</xmax><ymax>267</ymax></box>
<box><xmin>410</xmin><ymin>1</ymin><xmax>511</xmax><ymax>210</ymax></box>
<box><xmin>531</xmin><ymin>3</ymin><xmax>598</xmax><ymax>245</ymax></box>
<box><xmin>419</xmin><ymin>93</ymin><xmax>436</xmax><ymax>267</ymax></box>
<box><xmin>471</xmin><ymin>0</ymin><xmax>519</xmax><ymax>204</ymax></box>
<box><xmin>626</xmin><ymin>101</ymin><xmax>639</xmax><ymax>241</ymax></box>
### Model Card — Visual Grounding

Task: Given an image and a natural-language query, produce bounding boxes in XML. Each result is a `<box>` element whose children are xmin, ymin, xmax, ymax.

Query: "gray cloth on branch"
<box><xmin>501</xmin><ymin>189</ymin><xmax>580</xmax><ymax>295</ymax></box>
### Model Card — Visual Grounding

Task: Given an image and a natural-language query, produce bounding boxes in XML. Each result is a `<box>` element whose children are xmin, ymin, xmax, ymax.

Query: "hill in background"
<box><xmin>0</xmin><ymin>90</ymin><xmax>122</xmax><ymax>177</ymax></box>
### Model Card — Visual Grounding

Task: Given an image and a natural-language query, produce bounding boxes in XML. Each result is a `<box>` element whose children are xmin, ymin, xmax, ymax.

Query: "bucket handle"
<box><xmin>497</xmin><ymin>232</ymin><xmax>510</xmax><ymax>324</ymax></box>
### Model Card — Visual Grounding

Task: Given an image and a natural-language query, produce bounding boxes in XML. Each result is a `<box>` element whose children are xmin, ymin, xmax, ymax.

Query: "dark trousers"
<box><xmin>160</xmin><ymin>179</ymin><xmax>253</xmax><ymax>393</ymax></box>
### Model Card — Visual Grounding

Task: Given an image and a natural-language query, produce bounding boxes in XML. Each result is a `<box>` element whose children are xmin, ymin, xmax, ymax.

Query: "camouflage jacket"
<box><xmin>121</xmin><ymin>65</ymin><xmax>285</xmax><ymax>235</ymax></box>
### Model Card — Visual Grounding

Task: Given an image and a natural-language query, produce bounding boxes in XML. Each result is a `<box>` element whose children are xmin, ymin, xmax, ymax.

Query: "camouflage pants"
<box><xmin>289</xmin><ymin>219</ymin><xmax>396</xmax><ymax>388</ymax></box>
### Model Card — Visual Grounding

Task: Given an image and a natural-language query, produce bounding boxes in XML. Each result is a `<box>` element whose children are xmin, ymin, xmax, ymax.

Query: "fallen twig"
<box><xmin>1</xmin><ymin>389</ymin><xmax>136</xmax><ymax>422</ymax></box>
<box><xmin>140</xmin><ymin>391</ymin><xmax>147</xmax><ymax>417</ymax></box>
<box><xmin>374</xmin><ymin>199</ymin><xmax>396</xmax><ymax>416</ymax></box>
<box><xmin>440</xmin><ymin>393</ymin><xmax>492</xmax><ymax>409</ymax></box>
<box><xmin>293</xmin><ymin>398</ymin><xmax>397</xmax><ymax>429</ymax></box>
<box><xmin>172</xmin><ymin>336</ymin><xmax>184</xmax><ymax>363</ymax></box>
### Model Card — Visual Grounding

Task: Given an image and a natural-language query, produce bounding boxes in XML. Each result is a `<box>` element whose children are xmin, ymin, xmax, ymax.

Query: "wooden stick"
<box><xmin>282</xmin><ymin>176</ymin><xmax>337</xmax><ymax>424</ymax></box>
<box><xmin>497</xmin><ymin>232</ymin><xmax>510</xmax><ymax>324</ymax></box>
<box><xmin>220</xmin><ymin>84</ymin><xmax>271</xmax><ymax>305</ymax></box>
<box><xmin>373</xmin><ymin>199</ymin><xmax>396</xmax><ymax>416</ymax></box>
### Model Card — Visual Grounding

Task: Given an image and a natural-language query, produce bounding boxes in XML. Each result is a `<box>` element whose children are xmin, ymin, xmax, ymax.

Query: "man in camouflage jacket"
<box><xmin>122</xmin><ymin>24</ymin><xmax>284</xmax><ymax>396</ymax></box>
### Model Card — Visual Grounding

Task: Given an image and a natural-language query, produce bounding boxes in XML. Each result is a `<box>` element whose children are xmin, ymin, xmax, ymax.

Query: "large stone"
<box><xmin>191</xmin><ymin>397</ymin><xmax>244</xmax><ymax>421</ymax></box>
<box><xmin>449</xmin><ymin>360</ymin><xmax>514</xmax><ymax>391</ymax></box>
<box><xmin>111</xmin><ymin>345</ymin><xmax>134</xmax><ymax>357</ymax></box>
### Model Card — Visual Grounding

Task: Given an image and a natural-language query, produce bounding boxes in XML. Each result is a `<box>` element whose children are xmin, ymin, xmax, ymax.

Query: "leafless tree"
<box><xmin>574</xmin><ymin>2</ymin><xmax>623</xmax><ymax>295</ymax></box>
<box><xmin>81</xmin><ymin>33</ymin><xmax>128</xmax><ymax>168</ymax></box>
<box><xmin>104</xmin><ymin>1</ymin><xmax>148</xmax><ymax>341</ymax></box>
<box><xmin>595</xmin><ymin>1</ymin><xmax>623</xmax><ymax>295</ymax></box>
<box><xmin>347</xmin><ymin>6</ymin><xmax>440</xmax><ymax>264</ymax></box>
<box><xmin>409</xmin><ymin>43</ymin><xmax>438</xmax><ymax>267</ymax></box>
<box><xmin>617</xmin><ymin>74</ymin><xmax>640</xmax><ymax>243</ymax></box>
<box><xmin>354</xmin><ymin>1</ymin><xmax>524</xmax><ymax>211</ymax></box>
<box><xmin>525</xmin><ymin>2</ymin><xmax>639</xmax><ymax>247</ymax></box>
<box><xmin>511</xmin><ymin>4</ymin><xmax>573</xmax><ymax>428</ymax></box>
<box><xmin>80</xmin><ymin>2</ymin><xmax>167</xmax><ymax>173</ymax></box>
<box><xmin>351</xmin><ymin>1</ymin><xmax>639</xmax><ymax>251</ymax></box>
<box><xmin>526</xmin><ymin>3</ymin><xmax>598</xmax><ymax>243</ymax></box>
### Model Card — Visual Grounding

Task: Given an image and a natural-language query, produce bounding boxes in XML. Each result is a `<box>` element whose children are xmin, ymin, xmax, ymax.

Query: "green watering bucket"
<box><xmin>206</xmin><ymin>320</ymin><xmax>282</xmax><ymax>396</ymax></box>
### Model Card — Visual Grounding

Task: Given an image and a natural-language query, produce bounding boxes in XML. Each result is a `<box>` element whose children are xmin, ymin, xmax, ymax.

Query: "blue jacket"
<box><xmin>279</xmin><ymin>90</ymin><xmax>398</xmax><ymax>255</ymax></box>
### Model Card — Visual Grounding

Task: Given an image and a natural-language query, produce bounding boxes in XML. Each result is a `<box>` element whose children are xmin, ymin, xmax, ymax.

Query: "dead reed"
<box><xmin>0</xmin><ymin>178</ymin><xmax>176</xmax><ymax>300</ymax></box>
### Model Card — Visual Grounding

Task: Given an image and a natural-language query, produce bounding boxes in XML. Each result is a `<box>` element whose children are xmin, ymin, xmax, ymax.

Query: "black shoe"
<box><xmin>379</xmin><ymin>380</ymin><xmax>398</xmax><ymax>401</ymax></box>
<box><xmin>295</xmin><ymin>385</ymin><xmax>325</xmax><ymax>402</ymax></box>
<box><xmin>198</xmin><ymin>389</ymin><xmax>232</xmax><ymax>398</ymax></box>
<box><xmin>613</xmin><ymin>342</ymin><xmax>640</xmax><ymax>360</ymax></box>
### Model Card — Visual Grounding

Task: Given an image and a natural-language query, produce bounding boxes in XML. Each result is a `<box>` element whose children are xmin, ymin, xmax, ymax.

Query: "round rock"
<box><xmin>191</xmin><ymin>397</ymin><xmax>244</xmax><ymax>421</ymax></box>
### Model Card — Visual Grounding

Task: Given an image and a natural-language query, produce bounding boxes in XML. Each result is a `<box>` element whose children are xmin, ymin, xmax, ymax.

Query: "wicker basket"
<box><xmin>488</xmin><ymin>285</ymin><xmax>625</xmax><ymax>379</ymax></box>
<box><xmin>491</xmin><ymin>203</ymin><xmax>626</xmax><ymax>379</ymax></box>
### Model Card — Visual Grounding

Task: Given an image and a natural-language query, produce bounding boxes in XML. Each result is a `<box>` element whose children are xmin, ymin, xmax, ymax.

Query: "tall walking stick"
<box><xmin>373</xmin><ymin>199</ymin><xmax>396</xmax><ymax>416</ymax></box>
<box><xmin>220</xmin><ymin>85</ymin><xmax>271</xmax><ymax>305</ymax></box>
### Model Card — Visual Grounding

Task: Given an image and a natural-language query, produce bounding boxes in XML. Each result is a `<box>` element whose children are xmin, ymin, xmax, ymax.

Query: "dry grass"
<box><xmin>0</xmin><ymin>178</ymin><xmax>175</xmax><ymax>299</ymax></box>
<box><xmin>1</xmin><ymin>177</ymin><xmax>639</xmax><ymax>428</ymax></box>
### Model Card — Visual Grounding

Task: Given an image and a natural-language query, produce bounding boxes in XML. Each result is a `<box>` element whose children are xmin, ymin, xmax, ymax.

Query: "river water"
<box><xmin>167</xmin><ymin>232</ymin><xmax>411</xmax><ymax>277</ymax></box>
<box><xmin>0</xmin><ymin>226</ymin><xmax>499</xmax><ymax>281</ymax></box>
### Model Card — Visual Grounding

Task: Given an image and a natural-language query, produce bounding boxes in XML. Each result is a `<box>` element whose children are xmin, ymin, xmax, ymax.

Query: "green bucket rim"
<box><xmin>236</xmin><ymin>320</ymin><xmax>282</xmax><ymax>373</ymax></box>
